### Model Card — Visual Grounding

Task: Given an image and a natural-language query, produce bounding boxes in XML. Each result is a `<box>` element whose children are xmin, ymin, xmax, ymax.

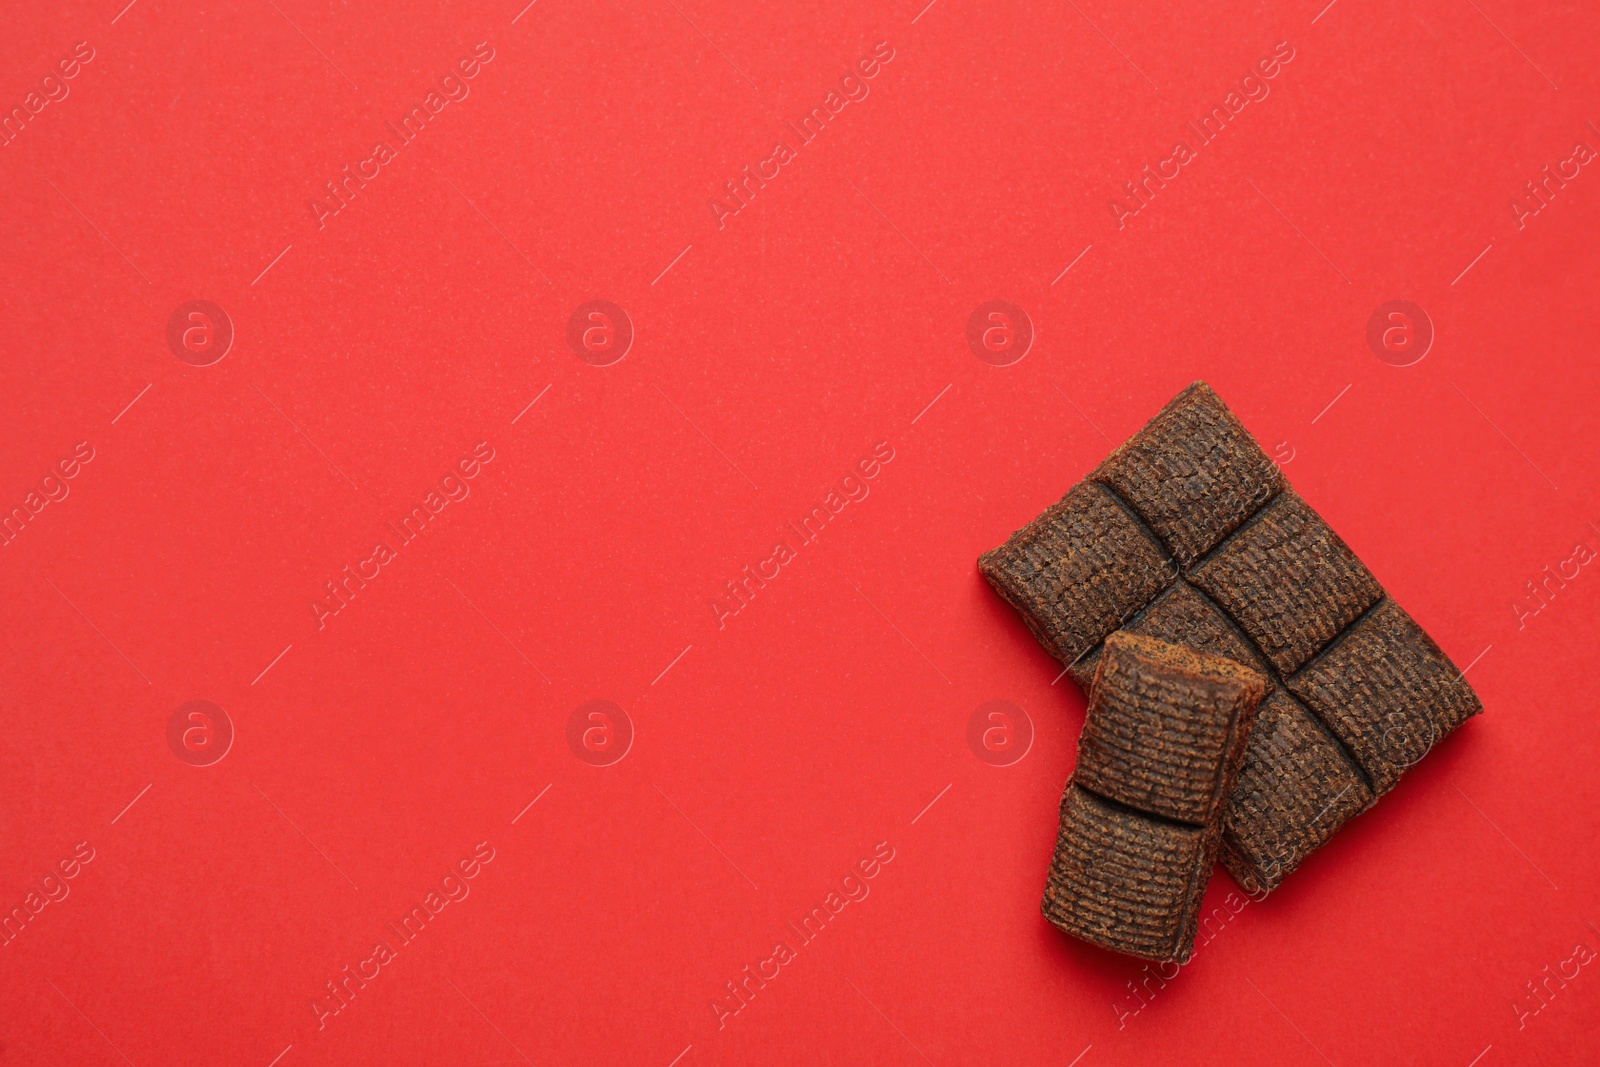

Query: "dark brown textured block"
<box><xmin>1219</xmin><ymin>690</ymin><xmax>1374</xmax><ymax>893</ymax></box>
<box><xmin>1076</xmin><ymin>632</ymin><xmax>1266</xmax><ymax>825</ymax></box>
<box><xmin>1043</xmin><ymin>785</ymin><xmax>1213</xmax><ymax>962</ymax></box>
<box><xmin>1068</xmin><ymin>580</ymin><xmax>1272</xmax><ymax>690</ymax></box>
<box><xmin>1288</xmin><ymin>598</ymin><xmax>1483</xmax><ymax>796</ymax></box>
<box><xmin>982</xmin><ymin>381</ymin><xmax>1484</xmax><ymax>894</ymax></box>
<box><xmin>1189</xmin><ymin>491</ymin><xmax>1383</xmax><ymax>676</ymax></box>
<box><xmin>1044</xmin><ymin>634</ymin><xmax>1262</xmax><ymax>961</ymax></box>
<box><xmin>978</xmin><ymin>481</ymin><xmax>1173</xmax><ymax>669</ymax></box>
<box><xmin>1091</xmin><ymin>382</ymin><xmax>1284</xmax><ymax>567</ymax></box>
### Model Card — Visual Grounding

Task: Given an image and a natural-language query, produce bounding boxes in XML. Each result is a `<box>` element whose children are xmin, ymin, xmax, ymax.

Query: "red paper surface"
<box><xmin>3</xmin><ymin>1</ymin><xmax>1599</xmax><ymax>1064</ymax></box>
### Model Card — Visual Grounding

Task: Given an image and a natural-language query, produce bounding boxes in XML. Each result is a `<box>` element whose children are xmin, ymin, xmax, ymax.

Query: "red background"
<box><xmin>2</xmin><ymin>1</ymin><xmax>1599</xmax><ymax>1064</ymax></box>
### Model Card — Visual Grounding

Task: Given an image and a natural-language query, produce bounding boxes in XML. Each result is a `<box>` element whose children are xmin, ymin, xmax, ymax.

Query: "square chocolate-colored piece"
<box><xmin>981</xmin><ymin>381</ymin><xmax>1483</xmax><ymax>893</ymax></box>
<box><xmin>1188</xmin><ymin>491</ymin><xmax>1383</xmax><ymax>676</ymax></box>
<box><xmin>1091</xmin><ymin>381</ymin><xmax>1284</xmax><ymax>567</ymax></box>
<box><xmin>978</xmin><ymin>481</ymin><xmax>1173</xmax><ymax>669</ymax></box>
<box><xmin>1219</xmin><ymin>690</ymin><xmax>1374</xmax><ymax>893</ymax></box>
<box><xmin>1288</xmin><ymin>598</ymin><xmax>1484</xmax><ymax>796</ymax></box>
<box><xmin>1043</xmin><ymin>785</ymin><xmax>1213</xmax><ymax>963</ymax></box>
<box><xmin>1068</xmin><ymin>580</ymin><xmax>1272</xmax><ymax>690</ymax></box>
<box><xmin>1076</xmin><ymin>632</ymin><xmax>1265</xmax><ymax>825</ymax></box>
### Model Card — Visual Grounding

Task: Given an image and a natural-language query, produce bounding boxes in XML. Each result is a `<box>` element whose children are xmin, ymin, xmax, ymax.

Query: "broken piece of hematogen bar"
<box><xmin>1042</xmin><ymin>632</ymin><xmax>1265</xmax><ymax>962</ymax></box>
